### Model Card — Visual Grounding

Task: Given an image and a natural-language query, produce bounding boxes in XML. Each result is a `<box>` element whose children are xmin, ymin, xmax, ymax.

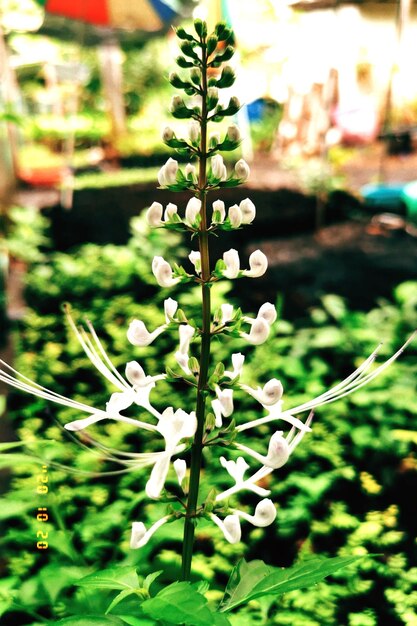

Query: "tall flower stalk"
<box><xmin>0</xmin><ymin>20</ymin><xmax>415</xmax><ymax>600</ymax></box>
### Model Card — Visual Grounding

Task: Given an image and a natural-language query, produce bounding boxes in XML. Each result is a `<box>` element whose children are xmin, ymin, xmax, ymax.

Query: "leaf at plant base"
<box><xmin>39</xmin><ymin>565</ymin><xmax>88</xmax><ymax>604</ymax></box>
<box><xmin>141</xmin><ymin>581</ymin><xmax>215</xmax><ymax>626</ymax></box>
<box><xmin>220</xmin><ymin>556</ymin><xmax>365</xmax><ymax>612</ymax></box>
<box><xmin>76</xmin><ymin>567</ymin><xmax>139</xmax><ymax>591</ymax></box>
<box><xmin>221</xmin><ymin>559</ymin><xmax>271</xmax><ymax>611</ymax></box>
<box><xmin>55</xmin><ymin>616</ymin><xmax>124</xmax><ymax>625</ymax></box>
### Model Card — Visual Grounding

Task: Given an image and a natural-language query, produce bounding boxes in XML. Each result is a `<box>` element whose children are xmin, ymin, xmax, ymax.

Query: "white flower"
<box><xmin>240</xmin><ymin>198</ymin><xmax>256</xmax><ymax>224</ymax></box>
<box><xmin>178</xmin><ymin>324</ymin><xmax>195</xmax><ymax>354</ymax></box>
<box><xmin>241</xmin><ymin>378</ymin><xmax>283</xmax><ymax>406</ymax></box>
<box><xmin>146</xmin><ymin>407</ymin><xmax>197</xmax><ymax>499</ymax></box>
<box><xmin>235</xmin><ymin>430</ymin><xmax>291</xmax><ymax>469</ymax></box>
<box><xmin>228</xmin><ymin>204</ymin><xmax>242</xmax><ymax>228</ymax></box>
<box><xmin>220</xmin><ymin>303</ymin><xmax>234</xmax><ymax>323</ymax></box>
<box><xmin>220</xmin><ymin>456</ymin><xmax>249</xmax><ymax>483</ymax></box>
<box><xmin>162</xmin><ymin>126</ymin><xmax>174</xmax><ymax>142</ymax></box>
<box><xmin>241</xmin><ymin>317</ymin><xmax>270</xmax><ymax>345</ymax></box>
<box><xmin>189</xmin><ymin>120</ymin><xmax>200</xmax><ymax>143</ymax></box>
<box><xmin>224</xmin><ymin>353</ymin><xmax>245</xmax><ymax>379</ymax></box>
<box><xmin>185</xmin><ymin>197</ymin><xmax>202</xmax><ymax>225</ymax></box>
<box><xmin>157</xmin><ymin>158</ymin><xmax>178</xmax><ymax>187</ymax></box>
<box><xmin>164</xmin><ymin>298</ymin><xmax>178</xmax><ymax>323</ymax></box>
<box><xmin>226</xmin><ymin>124</ymin><xmax>241</xmax><ymax>143</ymax></box>
<box><xmin>207</xmin><ymin>86</ymin><xmax>219</xmax><ymax>102</ymax></box>
<box><xmin>189</xmin><ymin>250</ymin><xmax>201</xmax><ymax>275</ymax></box>
<box><xmin>164</xmin><ymin>203</ymin><xmax>178</xmax><ymax>222</ymax></box>
<box><xmin>146</xmin><ymin>201</ymin><xmax>163</xmax><ymax>227</ymax></box>
<box><xmin>235</xmin><ymin>158</ymin><xmax>250</xmax><ymax>181</ymax></box>
<box><xmin>152</xmin><ymin>256</ymin><xmax>180</xmax><ymax>288</ymax></box>
<box><xmin>223</xmin><ymin>249</ymin><xmax>240</xmax><ymax>279</ymax></box>
<box><xmin>130</xmin><ymin>516</ymin><xmax>171</xmax><ymax>549</ymax></box>
<box><xmin>243</xmin><ymin>250</ymin><xmax>268</xmax><ymax>278</ymax></box>
<box><xmin>210</xmin><ymin>513</ymin><xmax>241</xmax><ymax>544</ymax></box>
<box><xmin>127</xmin><ymin>319</ymin><xmax>166</xmax><ymax>347</ymax></box>
<box><xmin>212</xmin><ymin>199</ymin><xmax>226</xmax><ymax>224</ymax></box>
<box><xmin>211</xmin><ymin>154</ymin><xmax>227</xmax><ymax>181</ymax></box>
<box><xmin>169</xmin><ymin>95</ymin><xmax>185</xmax><ymax>113</ymax></box>
<box><xmin>216</xmin><ymin>387</ymin><xmax>234</xmax><ymax>417</ymax></box>
<box><xmin>173</xmin><ymin>458</ymin><xmax>187</xmax><ymax>488</ymax></box>
<box><xmin>234</xmin><ymin>499</ymin><xmax>276</xmax><ymax>527</ymax></box>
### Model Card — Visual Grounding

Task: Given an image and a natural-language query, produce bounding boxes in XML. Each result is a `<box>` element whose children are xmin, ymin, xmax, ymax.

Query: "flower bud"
<box><xmin>223</xmin><ymin>248</ymin><xmax>240</xmax><ymax>279</ymax></box>
<box><xmin>158</xmin><ymin>158</ymin><xmax>178</xmax><ymax>187</ymax></box>
<box><xmin>235</xmin><ymin>158</ymin><xmax>250</xmax><ymax>182</ymax></box>
<box><xmin>258</xmin><ymin>302</ymin><xmax>277</xmax><ymax>325</ymax></box>
<box><xmin>239</xmin><ymin>198</ymin><xmax>256</xmax><ymax>224</ymax></box>
<box><xmin>164</xmin><ymin>202</ymin><xmax>178</xmax><ymax>222</ymax></box>
<box><xmin>211</xmin><ymin>154</ymin><xmax>227</xmax><ymax>181</ymax></box>
<box><xmin>189</xmin><ymin>120</ymin><xmax>200</xmax><ymax>143</ymax></box>
<box><xmin>162</xmin><ymin>126</ymin><xmax>175</xmax><ymax>142</ymax></box>
<box><xmin>217</xmin><ymin>387</ymin><xmax>234</xmax><ymax>417</ymax></box>
<box><xmin>152</xmin><ymin>256</ymin><xmax>180</xmax><ymax>288</ymax></box>
<box><xmin>190</xmin><ymin>68</ymin><xmax>201</xmax><ymax>85</ymax></box>
<box><xmin>211</xmin><ymin>513</ymin><xmax>241</xmax><ymax>544</ymax></box>
<box><xmin>220</xmin><ymin>303</ymin><xmax>234</xmax><ymax>323</ymax></box>
<box><xmin>185</xmin><ymin>196</ymin><xmax>202</xmax><ymax>225</ymax></box>
<box><xmin>173</xmin><ymin>458</ymin><xmax>187</xmax><ymax>487</ymax></box>
<box><xmin>189</xmin><ymin>250</ymin><xmax>201</xmax><ymax>274</ymax></box>
<box><xmin>266</xmin><ymin>431</ymin><xmax>290</xmax><ymax>469</ymax></box>
<box><xmin>228</xmin><ymin>96</ymin><xmax>240</xmax><ymax>112</ymax></box>
<box><xmin>226</xmin><ymin>124</ymin><xmax>241</xmax><ymax>143</ymax></box>
<box><xmin>130</xmin><ymin>521</ymin><xmax>147</xmax><ymax>549</ymax></box>
<box><xmin>261</xmin><ymin>379</ymin><xmax>284</xmax><ymax>406</ymax></box>
<box><xmin>218</xmin><ymin>65</ymin><xmax>236</xmax><ymax>88</ymax></box>
<box><xmin>178</xmin><ymin>324</ymin><xmax>195</xmax><ymax>354</ymax></box>
<box><xmin>243</xmin><ymin>250</ymin><xmax>268</xmax><ymax>278</ymax></box>
<box><xmin>212</xmin><ymin>199</ymin><xmax>226</xmax><ymax>223</ymax></box>
<box><xmin>251</xmin><ymin>499</ymin><xmax>277</xmax><ymax>527</ymax></box>
<box><xmin>207</xmin><ymin>86</ymin><xmax>219</xmax><ymax>105</ymax></box>
<box><xmin>170</xmin><ymin>95</ymin><xmax>185</xmax><ymax>113</ymax></box>
<box><xmin>209</xmin><ymin>133</ymin><xmax>221</xmax><ymax>149</ymax></box>
<box><xmin>185</xmin><ymin>163</ymin><xmax>197</xmax><ymax>180</ymax></box>
<box><xmin>228</xmin><ymin>204</ymin><xmax>242</xmax><ymax>228</ymax></box>
<box><xmin>211</xmin><ymin>399</ymin><xmax>223</xmax><ymax>428</ymax></box>
<box><xmin>127</xmin><ymin>319</ymin><xmax>166</xmax><ymax>347</ymax></box>
<box><xmin>146</xmin><ymin>201</ymin><xmax>163</xmax><ymax>227</ymax></box>
<box><xmin>125</xmin><ymin>361</ymin><xmax>146</xmax><ymax>387</ymax></box>
<box><xmin>244</xmin><ymin>317</ymin><xmax>270</xmax><ymax>345</ymax></box>
<box><xmin>164</xmin><ymin>297</ymin><xmax>178</xmax><ymax>322</ymax></box>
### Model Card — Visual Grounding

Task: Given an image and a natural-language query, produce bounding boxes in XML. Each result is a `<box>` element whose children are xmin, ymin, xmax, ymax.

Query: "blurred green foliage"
<box><xmin>1</xmin><ymin>211</ymin><xmax>417</xmax><ymax>624</ymax></box>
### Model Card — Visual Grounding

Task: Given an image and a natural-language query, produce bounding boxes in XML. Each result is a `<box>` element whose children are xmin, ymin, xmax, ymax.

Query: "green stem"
<box><xmin>180</xmin><ymin>35</ymin><xmax>211</xmax><ymax>582</ymax></box>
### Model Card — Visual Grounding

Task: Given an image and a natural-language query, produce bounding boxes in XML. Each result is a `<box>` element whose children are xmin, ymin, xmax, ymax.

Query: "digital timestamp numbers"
<box><xmin>36</xmin><ymin>465</ymin><xmax>49</xmax><ymax>550</ymax></box>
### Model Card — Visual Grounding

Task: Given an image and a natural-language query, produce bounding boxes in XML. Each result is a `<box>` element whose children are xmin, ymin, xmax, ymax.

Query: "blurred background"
<box><xmin>1</xmin><ymin>1</ymin><xmax>417</xmax><ymax>625</ymax></box>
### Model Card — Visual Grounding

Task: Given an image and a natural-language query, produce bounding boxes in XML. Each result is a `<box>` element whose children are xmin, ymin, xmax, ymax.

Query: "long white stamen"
<box><xmin>85</xmin><ymin>319</ymin><xmax>131</xmax><ymax>391</ymax></box>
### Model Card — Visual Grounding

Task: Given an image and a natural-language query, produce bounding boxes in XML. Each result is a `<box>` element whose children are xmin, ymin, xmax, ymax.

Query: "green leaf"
<box><xmin>117</xmin><ymin>616</ymin><xmax>157</xmax><ymax>626</ymax></box>
<box><xmin>220</xmin><ymin>556</ymin><xmax>365</xmax><ymax>612</ymax></box>
<box><xmin>143</xmin><ymin>571</ymin><xmax>163</xmax><ymax>591</ymax></box>
<box><xmin>55</xmin><ymin>617</ymin><xmax>124</xmax><ymax>625</ymax></box>
<box><xmin>141</xmin><ymin>581</ymin><xmax>215</xmax><ymax>626</ymax></box>
<box><xmin>76</xmin><ymin>567</ymin><xmax>139</xmax><ymax>591</ymax></box>
<box><xmin>106</xmin><ymin>589</ymin><xmax>142</xmax><ymax>615</ymax></box>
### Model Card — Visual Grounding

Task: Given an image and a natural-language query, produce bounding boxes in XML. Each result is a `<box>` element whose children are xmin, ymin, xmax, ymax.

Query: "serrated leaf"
<box><xmin>220</xmin><ymin>556</ymin><xmax>365</xmax><ymax>612</ymax></box>
<box><xmin>76</xmin><ymin>567</ymin><xmax>139</xmax><ymax>591</ymax></box>
<box><xmin>141</xmin><ymin>581</ymin><xmax>215</xmax><ymax>626</ymax></box>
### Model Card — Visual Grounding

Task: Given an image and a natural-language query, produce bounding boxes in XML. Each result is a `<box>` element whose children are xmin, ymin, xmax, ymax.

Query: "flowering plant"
<box><xmin>0</xmin><ymin>20</ymin><xmax>414</xmax><ymax>626</ymax></box>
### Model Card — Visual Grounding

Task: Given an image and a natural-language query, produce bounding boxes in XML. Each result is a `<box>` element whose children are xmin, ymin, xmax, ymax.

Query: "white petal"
<box><xmin>146</xmin><ymin>455</ymin><xmax>171</xmax><ymax>499</ymax></box>
<box><xmin>164</xmin><ymin>203</ymin><xmax>178</xmax><ymax>222</ymax></box>
<box><xmin>106</xmin><ymin>391</ymin><xmax>135</xmax><ymax>414</ymax></box>
<box><xmin>130</xmin><ymin>516</ymin><xmax>170</xmax><ymax>549</ymax></box>
<box><xmin>173</xmin><ymin>458</ymin><xmax>187</xmax><ymax>487</ymax></box>
<box><xmin>210</xmin><ymin>513</ymin><xmax>241</xmax><ymax>544</ymax></box>
<box><xmin>258</xmin><ymin>302</ymin><xmax>277</xmax><ymax>325</ymax></box>
<box><xmin>146</xmin><ymin>202</ymin><xmax>163</xmax><ymax>227</ymax></box>
<box><xmin>243</xmin><ymin>250</ymin><xmax>268</xmax><ymax>278</ymax></box>
<box><xmin>125</xmin><ymin>361</ymin><xmax>146</xmax><ymax>387</ymax></box>
<box><xmin>185</xmin><ymin>197</ymin><xmax>202</xmax><ymax>225</ymax></box>
<box><xmin>240</xmin><ymin>198</ymin><xmax>256</xmax><ymax>224</ymax></box>
<box><xmin>164</xmin><ymin>298</ymin><xmax>178</xmax><ymax>322</ymax></box>
<box><xmin>220</xmin><ymin>303</ymin><xmax>234</xmax><ymax>323</ymax></box>
<box><xmin>228</xmin><ymin>204</ymin><xmax>242</xmax><ymax>228</ymax></box>
<box><xmin>212</xmin><ymin>200</ymin><xmax>226</xmax><ymax>223</ymax></box>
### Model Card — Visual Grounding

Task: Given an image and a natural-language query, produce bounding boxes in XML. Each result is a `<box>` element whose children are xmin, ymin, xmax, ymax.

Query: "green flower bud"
<box><xmin>194</xmin><ymin>19</ymin><xmax>207</xmax><ymax>38</ymax></box>
<box><xmin>176</xmin><ymin>55</ymin><xmax>194</xmax><ymax>69</ymax></box>
<box><xmin>207</xmin><ymin>34</ymin><xmax>218</xmax><ymax>56</ymax></box>
<box><xmin>217</xmin><ymin>65</ymin><xmax>236</xmax><ymax>89</ymax></box>
<box><xmin>175</xmin><ymin>27</ymin><xmax>194</xmax><ymax>41</ymax></box>
<box><xmin>180</xmin><ymin>40</ymin><xmax>198</xmax><ymax>59</ymax></box>
<box><xmin>190</xmin><ymin>68</ymin><xmax>201</xmax><ymax>85</ymax></box>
